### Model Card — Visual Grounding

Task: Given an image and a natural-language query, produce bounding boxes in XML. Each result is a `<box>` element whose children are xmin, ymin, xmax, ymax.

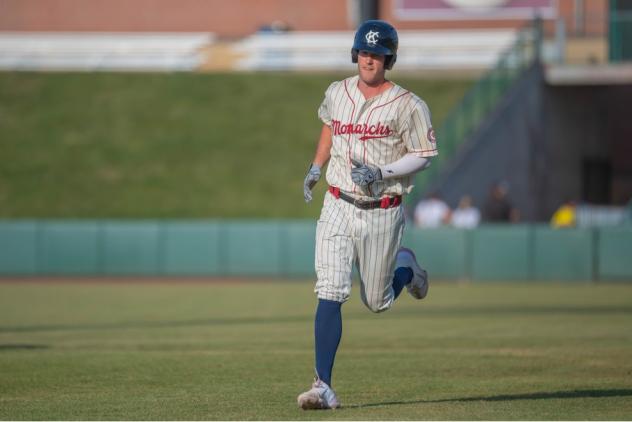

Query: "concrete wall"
<box><xmin>542</xmin><ymin>84</ymin><xmax>632</xmax><ymax>213</ymax></box>
<box><xmin>424</xmin><ymin>64</ymin><xmax>632</xmax><ymax>222</ymax></box>
<box><xmin>425</xmin><ymin>64</ymin><xmax>545</xmax><ymax>221</ymax></box>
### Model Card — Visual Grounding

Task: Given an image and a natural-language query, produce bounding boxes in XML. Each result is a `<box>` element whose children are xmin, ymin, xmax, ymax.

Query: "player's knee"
<box><xmin>369</xmin><ymin>304</ymin><xmax>389</xmax><ymax>313</ymax></box>
<box><xmin>363</xmin><ymin>297</ymin><xmax>392</xmax><ymax>313</ymax></box>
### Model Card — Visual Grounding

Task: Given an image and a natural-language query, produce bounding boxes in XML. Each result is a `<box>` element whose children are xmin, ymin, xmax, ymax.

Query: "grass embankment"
<box><xmin>0</xmin><ymin>72</ymin><xmax>471</xmax><ymax>218</ymax></box>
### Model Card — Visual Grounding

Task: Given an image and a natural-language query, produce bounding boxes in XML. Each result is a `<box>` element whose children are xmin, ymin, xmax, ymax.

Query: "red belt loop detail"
<box><xmin>380</xmin><ymin>197</ymin><xmax>390</xmax><ymax>209</ymax></box>
<box><xmin>328</xmin><ymin>186</ymin><xmax>341</xmax><ymax>199</ymax></box>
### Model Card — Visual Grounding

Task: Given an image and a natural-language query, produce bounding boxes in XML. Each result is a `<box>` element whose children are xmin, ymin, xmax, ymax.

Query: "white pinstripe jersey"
<box><xmin>318</xmin><ymin>75</ymin><xmax>438</xmax><ymax>200</ymax></box>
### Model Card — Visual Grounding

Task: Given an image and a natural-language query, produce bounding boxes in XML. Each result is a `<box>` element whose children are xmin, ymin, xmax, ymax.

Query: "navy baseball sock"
<box><xmin>314</xmin><ymin>299</ymin><xmax>342</xmax><ymax>387</ymax></box>
<box><xmin>392</xmin><ymin>267</ymin><xmax>414</xmax><ymax>299</ymax></box>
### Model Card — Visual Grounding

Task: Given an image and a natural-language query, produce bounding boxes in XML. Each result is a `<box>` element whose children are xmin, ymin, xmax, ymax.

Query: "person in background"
<box><xmin>414</xmin><ymin>191</ymin><xmax>451</xmax><ymax>228</ymax></box>
<box><xmin>450</xmin><ymin>195</ymin><xmax>480</xmax><ymax>229</ymax></box>
<box><xmin>551</xmin><ymin>199</ymin><xmax>577</xmax><ymax>228</ymax></box>
<box><xmin>483</xmin><ymin>181</ymin><xmax>520</xmax><ymax>223</ymax></box>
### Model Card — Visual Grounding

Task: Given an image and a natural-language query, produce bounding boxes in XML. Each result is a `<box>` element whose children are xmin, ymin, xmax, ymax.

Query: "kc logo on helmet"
<box><xmin>365</xmin><ymin>30</ymin><xmax>379</xmax><ymax>46</ymax></box>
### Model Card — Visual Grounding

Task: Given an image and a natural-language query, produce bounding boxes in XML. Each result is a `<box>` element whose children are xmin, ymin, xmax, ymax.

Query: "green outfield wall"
<box><xmin>0</xmin><ymin>220</ymin><xmax>630</xmax><ymax>281</ymax></box>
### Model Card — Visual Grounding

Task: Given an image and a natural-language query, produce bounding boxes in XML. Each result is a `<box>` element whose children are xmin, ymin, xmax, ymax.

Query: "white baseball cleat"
<box><xmin>396</xmin><ymin>247</ymin><xmax>429</xmax><ymax>299</ymax></box>
<box><xmin>297</xmin><ymin>379</ymin><xmax>340</xmax><ymax>410</ymax></box>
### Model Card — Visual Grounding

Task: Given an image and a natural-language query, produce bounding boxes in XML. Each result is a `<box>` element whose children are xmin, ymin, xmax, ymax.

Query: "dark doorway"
<box><xmin>582</xmin><ymin>158</ymin><xmax>612</xmax><ymax>204</ymax></box>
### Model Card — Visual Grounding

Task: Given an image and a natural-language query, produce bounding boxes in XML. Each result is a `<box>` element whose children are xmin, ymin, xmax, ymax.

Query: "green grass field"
<box><xmin>1</xmin><ymin>280</ymin><xmax>631</xmax><ymax>420</ymax></box>
<box><xmin>0</xmin><ymin>72</ymin><xmax>471</xmax><ymax>219</ymax></box>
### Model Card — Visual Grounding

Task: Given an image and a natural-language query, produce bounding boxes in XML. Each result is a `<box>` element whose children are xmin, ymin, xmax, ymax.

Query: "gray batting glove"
<box><xmin>303</xmin><ymin>163</ymin><xmax>321</xmax><ymax>203</ymax></box>
<box><xmin>351</xmin><ymin>158</ymin><xmax>382</xmax><ymax>187</ymax></box>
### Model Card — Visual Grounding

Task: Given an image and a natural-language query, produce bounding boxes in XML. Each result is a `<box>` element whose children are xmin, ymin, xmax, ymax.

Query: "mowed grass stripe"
<box><xmin>0</xmin><ymin>72</ymin><xmax>472</xmax><ymax>218</ymax></box>
<box><xmin>0</xmin><ymin>281</ymin><xmax>631</xmax><ymax>420</ymax></box>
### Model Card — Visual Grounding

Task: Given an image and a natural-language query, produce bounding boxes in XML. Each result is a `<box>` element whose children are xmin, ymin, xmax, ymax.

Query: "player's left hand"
<box><xmin>351</xmin><ymin>158</ymin><xmax>382</xmax><ymax>187</ymax></box>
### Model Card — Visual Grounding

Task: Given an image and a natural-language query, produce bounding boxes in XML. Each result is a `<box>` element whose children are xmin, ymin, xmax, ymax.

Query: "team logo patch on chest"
<box><xmin>331</xmin><ymin>119</ymin><xmax>393</xmax><ymax>141</ymax></box>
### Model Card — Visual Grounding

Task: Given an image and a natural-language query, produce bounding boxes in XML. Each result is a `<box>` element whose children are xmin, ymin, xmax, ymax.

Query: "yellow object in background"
<box><xmin>551</xmin><ymin>204</ymin><xmax>577</xmax><ymax>228</ymax></box>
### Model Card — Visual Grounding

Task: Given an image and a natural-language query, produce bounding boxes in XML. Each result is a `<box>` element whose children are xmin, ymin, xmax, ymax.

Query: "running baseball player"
<box><xmin>298</xmin><ymin>20</ymin><xmax>438</xmax><ymax>410</ymax></box>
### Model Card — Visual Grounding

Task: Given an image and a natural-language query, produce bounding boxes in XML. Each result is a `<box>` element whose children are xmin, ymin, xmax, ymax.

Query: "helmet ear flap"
<box><xmin>385</xmin><ymin>55</ymin><xmax>396</xmax><ymax>70</ymax></box>
<box><xmin>351</xmin><ymin>49</ymin><xmax>359</xmax><ymax>64</ymax></box>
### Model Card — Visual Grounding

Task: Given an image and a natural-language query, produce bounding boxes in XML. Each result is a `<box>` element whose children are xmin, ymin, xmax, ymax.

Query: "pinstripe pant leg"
<box><xmin>356</xmin><ymin>205</ymin><xmax>405</xmax><ymax>313</ymax></box>
<box><xmin>314</xmin><ymin>192</ymin><xmax>355</xmax><ymax>303</ymax></box>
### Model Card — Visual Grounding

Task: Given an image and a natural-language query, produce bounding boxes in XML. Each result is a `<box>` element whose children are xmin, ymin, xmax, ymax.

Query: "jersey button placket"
<box><xmin>350</xmin><ymin>100</ymin><xmax>369</xmax><ymax>197</ymax></box>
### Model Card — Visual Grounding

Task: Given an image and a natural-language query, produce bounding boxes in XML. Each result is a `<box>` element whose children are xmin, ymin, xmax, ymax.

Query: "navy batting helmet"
<box><xmin>351</xmin><ymin>20</ymin><xmax>398</xmax><ymax>70</ymax></box>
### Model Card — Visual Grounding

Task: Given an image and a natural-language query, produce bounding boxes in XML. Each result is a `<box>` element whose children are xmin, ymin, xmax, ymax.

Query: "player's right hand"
<box><xmin>350</xmin><ymin>158</ymin><xmax>382</xmax><ymax>187</ymax></box>
<box><xmin>303</xmin><ymin>163</ymin><xmax>321</xmax><ymax>203</ymax></box>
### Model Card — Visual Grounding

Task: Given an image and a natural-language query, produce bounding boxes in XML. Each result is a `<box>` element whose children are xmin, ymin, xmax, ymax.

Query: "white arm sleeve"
<box><xmin>379</xmin><ymin>153</ymin><xmax>431</xmax><ymax>180</ymax></box>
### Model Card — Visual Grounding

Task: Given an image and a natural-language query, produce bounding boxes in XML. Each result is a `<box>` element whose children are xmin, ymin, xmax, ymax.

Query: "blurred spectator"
<box><xmin>414</xmin><ymin>192</ymin><xmax>451</xmax><ymax>228</ymax></box>
<box><xmin>450</xmin><ymin>195</ymin><xmax>481</xmax><ymax>229</ymax></box>
<box><xmin>483</xmin><ymin>181</ymin><xmax>520</xmax><ymax>223</ymax></box>
<box><xmin>551</xmin><ymin>199</ymin><xmax>577</xmax><ymax>228</ymax></box>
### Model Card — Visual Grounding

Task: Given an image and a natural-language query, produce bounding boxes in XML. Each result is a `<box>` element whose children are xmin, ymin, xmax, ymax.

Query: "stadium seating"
<box><xmin>0</xmin><ymin>29</ymin><xmax>524</xmax><ymax>72</ymax></box>
<box><xmin>0</xmin><ymin>32</ymin><xmax>215</xmax><ymax>71</ymax></box>
<box><xmin>233</xmin><ymin>29</ymin><xmax>518</xmax><ymax>71</ymax></box>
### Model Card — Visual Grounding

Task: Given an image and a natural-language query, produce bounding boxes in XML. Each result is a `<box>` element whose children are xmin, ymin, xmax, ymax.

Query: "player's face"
<box><xmin>357</xmin><ymin>50</ymin><xmax>386</xmax><ymax>86</ymax></box>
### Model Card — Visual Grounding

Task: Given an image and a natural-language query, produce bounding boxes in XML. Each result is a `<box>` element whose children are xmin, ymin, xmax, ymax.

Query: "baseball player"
<box><xmin>298</xmin><ymin>20</ymin><xmax>438</xmax><ymax>410</ymax></box>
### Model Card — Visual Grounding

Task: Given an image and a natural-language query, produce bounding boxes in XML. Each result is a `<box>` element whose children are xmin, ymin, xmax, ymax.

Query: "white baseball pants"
<box><xmin>314</xmin><ymin>190</ymin><xmax>405</xmax><ymax>312</ymax></box>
